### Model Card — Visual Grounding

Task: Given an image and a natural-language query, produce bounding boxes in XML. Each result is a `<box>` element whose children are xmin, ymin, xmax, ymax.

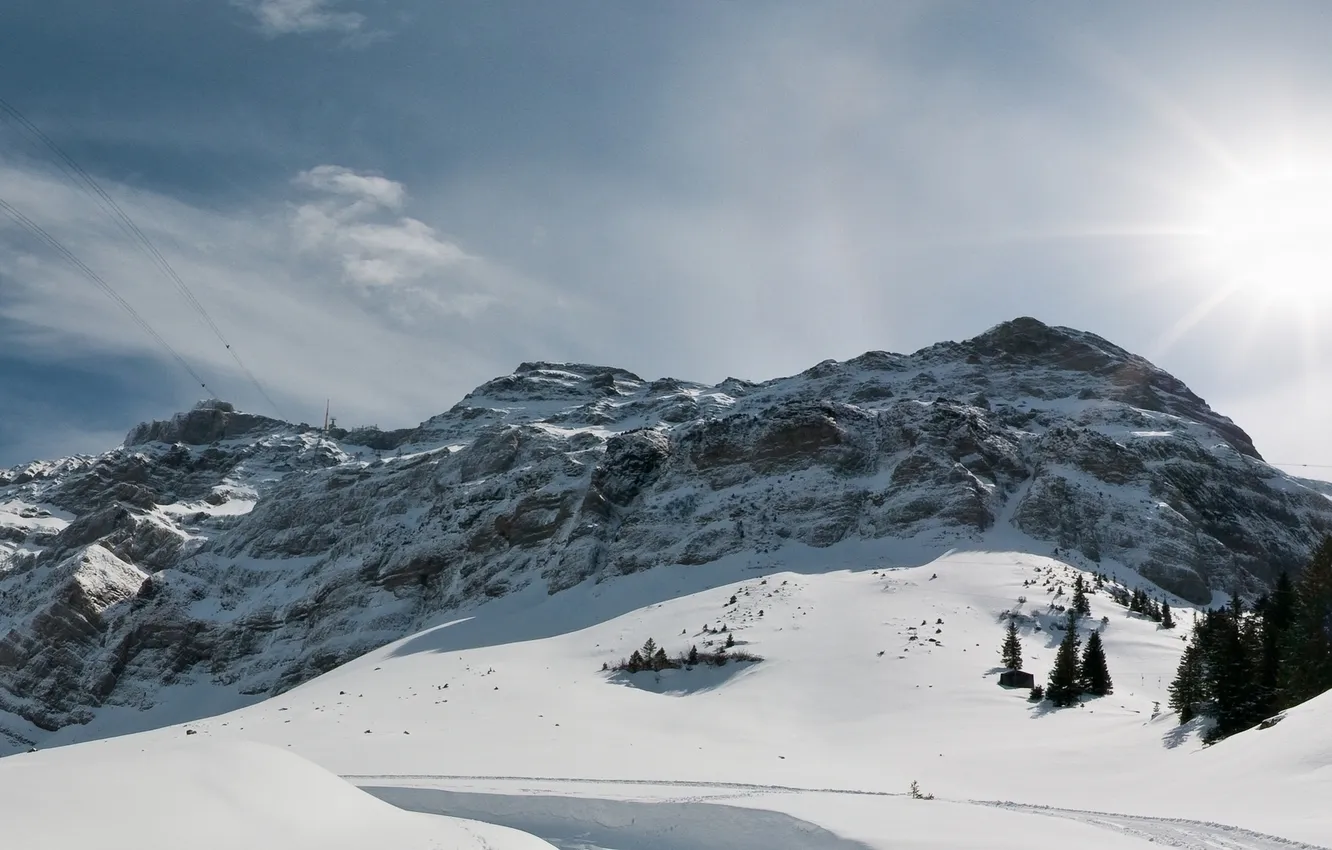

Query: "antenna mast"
<box><xmin>323</xmin><ymin>399</ymin><xmax>330</xmax><ymax>433</ymax></box>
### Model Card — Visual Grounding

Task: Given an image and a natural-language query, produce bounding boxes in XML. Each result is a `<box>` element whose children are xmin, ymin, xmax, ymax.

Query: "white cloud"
<box><xmin>0</xmin><ymin>160</ymin><xmax>582</xmax><ymax>431</ymax></box>
<box><xmin>290</xmin><ymin>165</ymin><xmax>479</xmax><ymax>303</ymax></box>
<box><xmin>234</xmin><ymin>0</ymin><xmax>365</xmax><ymax>38</ymax></box>
<box><xmin>293</xmin><ymin>165</ymin><xmax>404</xmax><ymax>211</ymax></box>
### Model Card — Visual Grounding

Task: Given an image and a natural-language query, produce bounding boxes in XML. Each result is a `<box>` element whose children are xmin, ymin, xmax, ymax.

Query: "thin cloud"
<box><xmin>293</xmin><ymin>165</ymin><xmax>405</xmax><ymax>211</ymax></box>
<box><xmin>0</xmin><ymin>159</ymin><xmax>583</xmax><ymax>429</ymax></box>
<box><xmin>233</xmin><ymin>0</ymin><xmax>365</xmax><ymax>38</ymax></box>
<box><xmin>290</xmin><ymin>165</ymin><xmax>478</xmax><ymax>304</ymax></box>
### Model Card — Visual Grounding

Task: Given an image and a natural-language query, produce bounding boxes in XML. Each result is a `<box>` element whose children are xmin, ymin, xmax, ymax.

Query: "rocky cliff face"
<box><xmin>2</xmin><ymin>318</ymin><xmax>1330</xmax><ymax>747</ymax></box>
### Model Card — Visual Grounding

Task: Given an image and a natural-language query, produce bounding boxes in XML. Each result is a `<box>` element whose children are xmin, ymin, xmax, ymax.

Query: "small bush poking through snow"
<box><xmin>909</xmin><ymin>780</ymin><xmax>935</xmax><ymax>800</ymax></box>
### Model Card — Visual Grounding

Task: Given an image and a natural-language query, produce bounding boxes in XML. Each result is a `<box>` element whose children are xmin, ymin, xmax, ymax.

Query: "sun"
<box><xmin>1194</xmin><ymin>168</ymin><xmax>1332</xmax><ymax>307</ymax></box>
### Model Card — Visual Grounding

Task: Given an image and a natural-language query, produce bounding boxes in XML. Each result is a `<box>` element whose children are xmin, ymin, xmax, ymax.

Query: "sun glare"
<box><xmin>1197</xmin><ymin>170</ymin><xmax>1332</xmax><ymax>305</ymax></box>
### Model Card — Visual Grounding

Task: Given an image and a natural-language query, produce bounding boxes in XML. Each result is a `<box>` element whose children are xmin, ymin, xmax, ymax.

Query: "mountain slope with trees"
<box><xmin>1168</xmin><ymin>536</ymin><xmax>1332</xmax><ymax>742</ymax></box>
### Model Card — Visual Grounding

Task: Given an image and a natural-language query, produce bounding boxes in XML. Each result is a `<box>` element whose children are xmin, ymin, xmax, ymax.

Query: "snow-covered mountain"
<box><xmin>3</xmin><ymin>316</ymin><xmax>1331</xmax><ymax>749</ymax></box>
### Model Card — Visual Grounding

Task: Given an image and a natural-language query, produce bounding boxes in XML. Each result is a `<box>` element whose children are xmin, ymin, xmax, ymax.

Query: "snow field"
<box><xmin>165</xmin><ymin>551</ymin><xmax>1185</xmax><ymax>793</ymax></box>
<box><xmin>0</xmin><ymin>737</ymin><xmax>555</xmax><ymax>849</ymax></box>
<box><xmin>15</xmin><ymin>542</ymin><xmax>1332</xmax><ymax>848</ymax></box>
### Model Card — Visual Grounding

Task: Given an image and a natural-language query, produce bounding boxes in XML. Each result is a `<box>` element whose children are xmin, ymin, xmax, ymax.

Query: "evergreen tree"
<box><xmin>1001</xmin><ymin>618</ymin><xmax>1024</xmax><ymax>671</ymax></box>
<box><xmin>1256</xmin><ymin>572</ymin><xmax>1295</xmax><ymax>716</ymax></box>
<box><xmin>1046</xmin><ymin>610</ymin><xmax>1084</xmax><ymax>706</ymax></box>
<box><xmin>1185</xmin><ymin>539</ymin><xmax>1332</xmax><ymax>743</ymax></box>
<box><xmin>1146</xmin><ymin>597</ymin><xmax>1162</xmax><ymax>622</ymax></box>
<box><xmin>687</xmin><ymin>645</ymin><xmax>699</xmax><ymax>666</ymax></box>
<box><xmin>1206</xmin><ymin>593</ymin><xmax>1259</xmax><ymax>740</ymax></box>
<box><xmin>1129</xmin><ymin>589</ymin><xmax>1144</xmax><ymax>613</ymax></box>
<box><xmin>725</xmin><ymin>632</ymin><xmax>736</xmax><ymax>649</ymax></box>
<box><xmin>1072</xmin><ymin>575</ymin><xmax>1090</xmax><ymax>616</ymax></box>
<box><xmin>1161</xmin><ymin>601</ymin><xmax>1175</xmax><ymax>630</ymax></box>
<box><xmin>1109</xmin><ymin>585</ymin><xmax>1130</xmax><ymax>608</ymax></box>
<box><xmin>641</xmin><ymin>638</ymin><xmax>657</xmax><ymax>661</ymax></box>
<box><xmin>627</xmin><ymin>650</ymin><xmax>645</xmax><ymax>673</ymax></box>
<box><xmin>1168</xmin><ymin>638</ymin><xmax>1206</xmax><ymax>723</ymax></box>
<box><xmin>1079</xmin><ymin>631</ymin><xmax>1113</xmax><ymax>696</ymax></box>
<box><xmin>1284</xmin><ymin>537</ymin><xmax>1332</xmax><ymax>706</ymax></box>
<box><xmin>652</xmin><ymin>647</ymin><xmax>671</xmax><ymax>671</ymax></box>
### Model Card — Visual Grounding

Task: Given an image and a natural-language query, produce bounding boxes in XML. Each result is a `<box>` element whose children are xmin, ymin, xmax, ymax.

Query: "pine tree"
<box><xmin>1284</xmin><ymin>537</ymin><xmax>1332</xmax><ymax>706</ymax></box>
<box><xmin>1072</xmin><ymin>575</ymin><xmax>1090</xmax><ymax>616</ymax></box>
<box><xmin>641</xmin><ymin>638</ymin><xmax>657</xmax><ymax>661</ymax></box>
<box><xmin>687</xmin><ymin>645</ymin><xmax>699</xmax><ymax>666</ymax></box>
<box><xmin>652</xmin><ymin>647</ymin><xmax>670</xmax><ymax>671</ymax></box>
<box><xmin>1000</xmin><ymin>618</ymin><xmax>1024</xmax><ymax>671</ymax></box>
<box><xmin>1256</xmin><ymin>572</ymin><xmax>1295</xmax><ymax>717</ymax></box>
<box><xmin>1046</xmin><ymin>610</ymin><xmax>1083</xmax><ymax>706</ymax></box>
<box><xmin>1161</xmin><ymin>600</ymin><xmax>1175</xmax><ymax>629</ymax></box>
<box><xmin>1169</xmin><ymin>638</ymin><xmax>1205</xmax><ymax>723</ymax></box>
<box><xmin>1206</xmin><ymin>593</ymin><xmax>1258</xmax><ymax>740</ymax></box>
<box><xmin>725</xmin><ymin>632</ymin><xmax>736</xmax><ymax>648</ymax></box>
<box><xmin>1129</xmin><ymin>589</ymin><xmax>1143</xmax><ymax>613</ymax></box>
<box><xmin>627</xmin><ymin>650</ymin><xmax>645</xmax><ymax>673</ymax></box>
<box><xmin>1079</xmin><ymin>631</ymin><xmax>1113</xmax><ymax>696</ymax></box>
<box><xmin>1109</xmin><ymin>585</ymin><xmax>1129</xmax><ymax>608</ymax></box>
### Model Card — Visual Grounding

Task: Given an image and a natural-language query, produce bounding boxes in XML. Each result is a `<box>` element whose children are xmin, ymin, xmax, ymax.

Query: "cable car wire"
<box><xmin>0</xmin><ymin>195</ymin><xmax>214</xmax><ymax>394</ymax></box>
<box><xmin>0</xmin><ymin>96</ymin><xmax>281</xmax><ymax>416</ymax></box>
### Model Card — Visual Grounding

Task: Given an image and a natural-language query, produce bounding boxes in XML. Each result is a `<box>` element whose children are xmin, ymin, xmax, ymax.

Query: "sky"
<box><xmin>3</xmin><ymin>1</ymin><xmax>1332</xmax><ymax>477</ymax></box>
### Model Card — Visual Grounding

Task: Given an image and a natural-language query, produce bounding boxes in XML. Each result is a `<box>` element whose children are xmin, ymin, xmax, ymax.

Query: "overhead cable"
<box><xmin>0</xmin><ymin>195</ymin><xmax>214</xmax><ymax>394</ymax></box>
<box><xmin>0</xmin><ymin>96</ymin><xmax>282</xmax><ymax>416</ymax></box>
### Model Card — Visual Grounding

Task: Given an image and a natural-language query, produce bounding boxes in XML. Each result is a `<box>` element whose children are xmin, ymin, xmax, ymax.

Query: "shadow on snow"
<box><xmin>604</xmin><ymin>660</ymin><xmax>762</xmax><ymax>696</ymax></box>
<box><xmin>388</xmin><ymin>537</ymin><xmax>1021</xmax><ymax>659</ymax></box>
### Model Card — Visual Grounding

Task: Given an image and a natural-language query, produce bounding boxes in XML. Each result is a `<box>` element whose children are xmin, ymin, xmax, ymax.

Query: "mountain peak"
<box><xmin>943</xmin><ymin>318</ymin><xmax>1260</xmax><ymax>460</ymax></box>
<box><xmin>123</xmin><ymin>400</ymin><xmax>289</xmax><ymax>447</ymax></box>
<box><xmin>513</xmin><ymin>361</ymin><xmax>645</xmax><ymax>383</ymax></box>
<box><xmin>962</xmin><ymin>316</ymin><xmax>1131</xmax><ymax>369</ymax></box>
<box><xmin>463</xmin><ymin>362</ymin><xmax>647</xmax><ymax>405</ymax></box>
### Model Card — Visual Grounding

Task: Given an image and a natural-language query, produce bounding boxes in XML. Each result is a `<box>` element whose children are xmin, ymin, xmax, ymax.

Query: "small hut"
<box><xmin>999</xmin><ymin>669</ymin><xmax>1035</xmax><ymax>689</ymax></box>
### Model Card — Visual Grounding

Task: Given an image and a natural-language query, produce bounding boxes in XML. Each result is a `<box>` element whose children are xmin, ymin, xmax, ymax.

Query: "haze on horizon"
<box><xmin>3</xmin><ymin>1</ymin><xmax>1332</xmax><ymax>481</ymax></box>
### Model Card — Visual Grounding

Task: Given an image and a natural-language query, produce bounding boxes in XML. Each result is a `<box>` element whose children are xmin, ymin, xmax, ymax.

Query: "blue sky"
<box><xmin>3</xmin><ymin>1</ymin><xmax>1332</xmax><ymax>477</ymax></box>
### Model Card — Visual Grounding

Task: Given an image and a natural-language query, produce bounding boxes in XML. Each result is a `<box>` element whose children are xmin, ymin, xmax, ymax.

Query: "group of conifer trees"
<box><xmin>1167</xmin><ymin>536</ymin><xmax>1332</xmax><ymax>742</ymax></box>
<box><xmin>1044</xmin><ymin>609</ymin><xmax>1113</xmax><ymax>705</ymax></box>
<box><xmin>608</xmin><ymin>634</ymin><xmax>757</xmax><ymax>674</ymax></box>
<box><xmin>1000</xmin><ymin>577</ymin><xmax>1113</xmax><ymax>708</ymax></box>
<box><xmin>1107</xmin><ymin>584</ymin><xmax>1175</xmax><ymax>628</ymax></box>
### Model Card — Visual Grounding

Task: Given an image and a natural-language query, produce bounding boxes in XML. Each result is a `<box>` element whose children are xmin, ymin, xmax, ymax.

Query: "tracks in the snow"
<box><xmin>346</xmin><ymin>773</ymin><xmax>907</xmax><ymax>798</ymax></box>
<box><xmin>348</xmin><ymin>773</ymin><xmax>1328</xmax><ymax>850</ymax></box>
<box><xmin>973</xmin><ymin>801</ymin><xmax>1328</xmax><ymax>850</ymax></box>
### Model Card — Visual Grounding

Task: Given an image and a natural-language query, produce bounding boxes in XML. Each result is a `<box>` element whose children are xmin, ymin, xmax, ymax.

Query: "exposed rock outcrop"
<box><xmin>123</xmin><ymin>399</ymin><xmax>286</xmax><ymax>447</ymax></box>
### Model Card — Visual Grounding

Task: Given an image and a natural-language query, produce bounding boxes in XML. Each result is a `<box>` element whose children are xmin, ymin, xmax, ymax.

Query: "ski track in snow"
<box><xmin>350</xmin><ymin>774</ymin><xmax>1328</xmax><ymax>850</ymax></box>
<box><xmin>973</xmin><ymin>801</ymin><xmax>1328</xmax><ymax>850</ymax></box>
<box><xmin>347</xmin><ymin>773</ymin><xmax>909</xmax><ymax>798</ymax></box>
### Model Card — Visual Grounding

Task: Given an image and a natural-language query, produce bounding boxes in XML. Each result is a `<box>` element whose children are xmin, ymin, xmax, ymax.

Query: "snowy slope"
<box><xmin>80</xmin><ymin>541</ymin><xmax>1331</xmax><ymax>849</ymax></box>
<box><xmin>0</xmin><ymin>737</ymin><xmax>555</xmax><ymax>850</ymax></box>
